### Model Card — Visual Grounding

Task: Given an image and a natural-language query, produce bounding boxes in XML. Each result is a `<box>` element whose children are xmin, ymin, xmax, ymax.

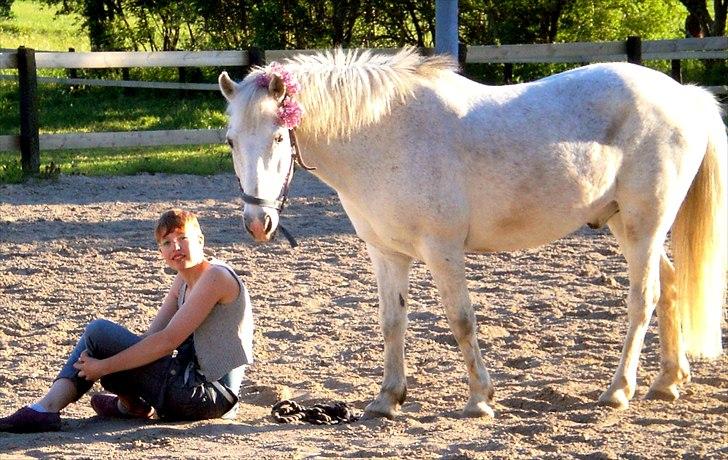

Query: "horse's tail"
<box><xmin>671</xmin><ymin>90</ymin><xmax>727</xmax><ymax>359</ymax></box>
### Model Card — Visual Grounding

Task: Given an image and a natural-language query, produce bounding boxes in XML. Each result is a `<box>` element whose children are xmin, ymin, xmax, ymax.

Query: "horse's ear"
<box><xmin>268</xmin><ymin>74</ymin><xmax>286</xmax><ymax>103</ymax></box>
<box><xmin>218</xmin><ymin>71</ymin><xmax>238</xmax><ymax>102</ymax></box>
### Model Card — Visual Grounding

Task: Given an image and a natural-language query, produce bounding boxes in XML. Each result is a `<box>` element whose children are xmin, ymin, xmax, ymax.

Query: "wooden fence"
<box><xmin>1</xmin><ymin>36</ymin><xmax>726</xmax><ymax>174</ymax></box>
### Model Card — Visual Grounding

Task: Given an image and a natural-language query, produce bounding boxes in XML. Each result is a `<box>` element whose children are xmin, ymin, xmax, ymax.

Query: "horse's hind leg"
<box><xmin>599</xmin><ymin>213</ymin><xmax>665</xmax><ymax>409</ymax></box>
<box><xmin>420</xmin><ymin>243</ymin><xmax>494</xmax><ymax>417</ymax></box>
<box><xmin>645</xmin><ymin>252</ymin><xmax>691</xmax><ymax>401</ymax></box>
<box><xmin>362</xmin><ymin>244</ymin><xmax>412</xmax><ymax>419</ymax></box>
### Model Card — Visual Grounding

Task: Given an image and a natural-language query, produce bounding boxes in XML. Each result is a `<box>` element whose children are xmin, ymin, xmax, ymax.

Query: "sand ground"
<box><xmin>0</xmin><ymin>172</ymin><xmax>726</xmax><ymax>459</ymax></box>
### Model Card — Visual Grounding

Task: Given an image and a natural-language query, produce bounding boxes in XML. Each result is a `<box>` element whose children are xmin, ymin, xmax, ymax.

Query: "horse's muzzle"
<box><xmin>243</xmin><ymin>207</ymin><xmax>279</xmax><ymax>242</ymax></box>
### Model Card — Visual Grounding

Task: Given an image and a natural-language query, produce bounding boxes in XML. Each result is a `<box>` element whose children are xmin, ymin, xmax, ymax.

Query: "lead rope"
<box><xmin>289</xmin><ymin>128</ymin><xmax>316</xmax><ymax>171</ymax></box>
<box><xmin>271</xmin><ymin>399</ymin><xmax>360</xmax><ymax>425</ymax></box>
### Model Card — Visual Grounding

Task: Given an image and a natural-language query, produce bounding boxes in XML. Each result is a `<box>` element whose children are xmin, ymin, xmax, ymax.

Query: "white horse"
<box><xmin>219</xmin><ymin>47</ymin><xmax>727</xmax><ymax>418</ymax></box>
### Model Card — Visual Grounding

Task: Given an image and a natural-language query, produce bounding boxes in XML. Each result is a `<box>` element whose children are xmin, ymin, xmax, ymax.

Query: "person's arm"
<box><xmin>74</xmin><ymin>266</ymin><xmax>239</xmax><ymax>380</ymax></box>
<box><xmin>144</xmin><ymin>275</ymin><xmax>183</xmax><ymax>336</ymax></box>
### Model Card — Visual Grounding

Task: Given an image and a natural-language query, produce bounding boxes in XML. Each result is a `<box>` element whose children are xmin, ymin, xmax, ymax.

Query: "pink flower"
<box><xmin>276</xmin><ymin>98</ymin><xmax>303</xmax><ymax>129</ymax></box>
<box><xmin>256</xmin><ymin>61</ymin><xmax>304</xmax><ymax>128</ymax></box>
<box><xmin>257</xmin><ymin>62</ymin><xmax>301</xmax><ymax>96</ymax></box>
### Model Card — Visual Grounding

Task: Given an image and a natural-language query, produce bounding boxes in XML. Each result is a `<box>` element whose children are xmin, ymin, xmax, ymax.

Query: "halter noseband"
<box><xmin>237</xmin><ymin>128</ymin><xmax>315</xmax><ymax>248</ymax></box>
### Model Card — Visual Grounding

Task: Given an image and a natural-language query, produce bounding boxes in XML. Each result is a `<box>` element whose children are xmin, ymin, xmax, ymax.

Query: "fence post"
<box><xmin>18</xmin><ymin>46</ymin><xmax>40</xmax><ymax>175</ymax></box>
<box><xmin>231</xmin><ymin>47</ymin><xmax>265</xmax><ymax>81</ymax></box>
<box><xmin>248</xmin><ymin>47</ymin><xmax>265</xmax><ymax>67</ymax></box>
<box><xmin>457</xmin><ymin>42</ymin><xmax>468</xmax><ymax>76</ymax></box>
<box><xmin>503</xmin><ymin>63</ymin><xmax>513</xmax><ymax>84</ymax></box>
<box><xmin>121</xmin><ymin>66</ymin><xmax>133</xmax><ymax>96</ymax></box>
<box><xmin>671</xmin><ymin>59</ymin><xmax>682</xmax><ymax>83</ymax></box>
<box><xmin>626</xmin><ymin>36</ymin><xmax>642</xmax><ymax>65</ymax></box>
<box><xmin>68</xmin><ymin>48</ymin><xmax>77</xmax><ymax>79</ymax></box>
<box><xmin>178</xmin><ymin>66</ymin><xmax>188</xmax><ymax>98</ymax></box>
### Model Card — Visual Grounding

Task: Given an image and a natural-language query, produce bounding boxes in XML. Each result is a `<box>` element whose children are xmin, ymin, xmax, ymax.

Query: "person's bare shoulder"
<box><xmin>204</xmin><ymin>264</ymin><xmax>240</xmax><ymax>304</ymax></box>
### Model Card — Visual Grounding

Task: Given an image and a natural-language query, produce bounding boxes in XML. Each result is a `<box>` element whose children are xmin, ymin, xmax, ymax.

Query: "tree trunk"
<box><xmin>680</xmin><ymin>0</ymin><xmax>726</xmax><ymax>36</ymax></box>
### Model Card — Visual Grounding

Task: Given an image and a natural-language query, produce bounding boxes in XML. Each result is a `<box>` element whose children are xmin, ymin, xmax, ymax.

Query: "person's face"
<box><xmin>158</xmin><ymin>224</ymin><xmax>205</xmax><ymax>271</ymax></box>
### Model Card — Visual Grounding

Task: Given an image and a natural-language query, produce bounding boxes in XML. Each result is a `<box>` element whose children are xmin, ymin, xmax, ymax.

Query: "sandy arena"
<box><xmin>0</xmin><ymin>172</ymin><xmax>726</xmax><ymax>459</ymax></box>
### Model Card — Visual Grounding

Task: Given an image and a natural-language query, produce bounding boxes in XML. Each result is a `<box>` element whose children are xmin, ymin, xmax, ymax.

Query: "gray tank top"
<box><xmin>176</xmin><ymin>258</ymin><xmax>254</xmax><ymax>382</ymax></box>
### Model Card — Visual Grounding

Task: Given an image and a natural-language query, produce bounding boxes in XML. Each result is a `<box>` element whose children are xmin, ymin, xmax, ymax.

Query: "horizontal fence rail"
<box><xmin>466</xmin><ymin>36</ymin><xmax>727</xmax><ymax>63</ymax></box>
<box><xmin>39</xmin><ymin>129</ymin><xmax>226</xmax><ymax>150</ymax></box>
<box><xmin>0</xmin><ymin>38</ymin><xmax>725</xmax><ymax>71</ymax></box>
<box><xmin>37</xmin><ymin>50</ymin><xmax>249</xmax><ymax>69</ymax></box>
<box><xmin>0</xmin><ymin>129</ymin><xmax>225</xmax><ymax>155</ymax></box>
<box><xmin>0</xmin><ymin>37</ymin><xmax>725</xmax><ymax>175</ymax></box>
<box><xmin>0</xmin><ymin>134</ymin><xmax>19</xmax><ymax>151</ymax></box>
<box><xmin>0</xmin><ymin>74</ymin><xmax>219</xmax><ymax>91</ymax></box>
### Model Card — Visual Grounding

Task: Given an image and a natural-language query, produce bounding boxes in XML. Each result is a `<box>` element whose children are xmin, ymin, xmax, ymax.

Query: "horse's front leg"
<box><xmin>421</xmin><ymin>243</ymin><xmax>494</xmax><ymax>417</ymax></box>
<box><xmin>362</xmin><ymin>244</ymin><xmax>412</xmax><ymax>419</ymax></box>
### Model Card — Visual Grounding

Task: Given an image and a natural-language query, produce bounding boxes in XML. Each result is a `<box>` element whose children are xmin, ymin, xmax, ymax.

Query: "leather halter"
<box><xmin>237</xmin><ymin>128</ymin><xmax>315</xmax><ymax>247</ymax></box>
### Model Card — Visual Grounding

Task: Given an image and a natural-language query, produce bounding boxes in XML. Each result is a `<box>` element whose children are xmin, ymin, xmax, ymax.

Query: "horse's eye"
<box><xmin>226</xmin><ymin>138</ymin><xmax>234</xmax><ymax>149</ymax></box>
<box><xmin>274</xmin><ymin>134</ymin><xmax>284</xmax><ymax>144</ymax></box>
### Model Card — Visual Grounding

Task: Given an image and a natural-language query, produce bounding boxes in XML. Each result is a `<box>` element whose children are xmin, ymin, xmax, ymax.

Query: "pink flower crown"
<box><xmin>256</xmin><ymin>62</ymin><xmax>303</xmax><ymax>129</ymax></box>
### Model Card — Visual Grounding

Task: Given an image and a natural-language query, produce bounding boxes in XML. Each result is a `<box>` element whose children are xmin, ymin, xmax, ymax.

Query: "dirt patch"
<box><xmin>0</xmin><ymin>172</ymin><xmax>726</xmax><ymax>459</ymax></box>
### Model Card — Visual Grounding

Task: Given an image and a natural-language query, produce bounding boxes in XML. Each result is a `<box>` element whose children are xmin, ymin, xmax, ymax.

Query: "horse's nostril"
<box><xmin>264</xmin><ymin>215</ymin><xmax>273</xmax><ymax>233</ymax></box>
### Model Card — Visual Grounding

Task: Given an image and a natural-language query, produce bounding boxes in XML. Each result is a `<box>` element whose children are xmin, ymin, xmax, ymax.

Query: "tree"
<box><xmin>0</xmin><ymin>0</ymin><xmax>13</xmax><ymax>19</ymax></box>
<box><xmin>558</xmin><ymin>0</ymin><xmax>687</xmax><ymax>41</ymax></box>
<box><xmin>41</xmin><ymin>0</ymin><xmax>718</xmax><ymax>53</ymax></box>
<box><xmin>679</xmin><ymin>0</ymin><xmax>726</xmax><ymax>36</ymax></box>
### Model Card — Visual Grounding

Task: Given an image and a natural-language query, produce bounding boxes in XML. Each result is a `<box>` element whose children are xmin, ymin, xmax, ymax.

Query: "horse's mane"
<box><xmin>239</xmin><ymin>47</ymin><xmax>457</xmax><ymax>140</ymax></box>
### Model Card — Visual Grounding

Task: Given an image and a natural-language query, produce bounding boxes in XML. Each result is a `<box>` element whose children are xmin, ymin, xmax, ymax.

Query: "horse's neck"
<box><xmin>296</xmin><ymin>131</ymin><xmax>371</xmax><ymax>194</ymax></box>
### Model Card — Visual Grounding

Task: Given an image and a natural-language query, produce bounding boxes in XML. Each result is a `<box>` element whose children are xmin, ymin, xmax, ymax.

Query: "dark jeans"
<box><xmin>56</xmin><ymin>319</ymin><xmax>236</xmax><ymax>421</ymax></box>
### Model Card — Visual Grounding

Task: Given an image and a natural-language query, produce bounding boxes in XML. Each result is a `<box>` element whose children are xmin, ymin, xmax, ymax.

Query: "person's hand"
<box><xmin>73</xmin><ymin>350</ymin><xmax>107</xmax><ymax>381</ymax></box>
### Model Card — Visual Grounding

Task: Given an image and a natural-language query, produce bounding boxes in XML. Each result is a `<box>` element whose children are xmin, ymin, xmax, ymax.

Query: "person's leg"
<box><xmin>89</xmin><ymin>393</ymin><xmax>154</xmax><ymax>419</ymax></box>
<box><xmin>51</xmin><ymin>318</ymin><xmax>144</xmax><ymax>405</ymax></box>
<box><xmin>2</xmin><ymin>318</ymin><xmax>134</xmax><ymax>432</ymax></box>
<box><xmin>35</xmin><ymin>379</ymin><xmax>78</xmax><ymax>413</ymax></box>
<box><xmin>76</xmin><ymin>318</ymin><xmax>171</xmax><ymax>416</ymax></box>
<box><xmin>2</xmin><ymin>318</ymin><xmax>160</xmax><ymax>432</ymax></box>
<box><xmin>159</xmin><ymin>368</ymin><xmax>237</xmax><ymax>422</ymax></box>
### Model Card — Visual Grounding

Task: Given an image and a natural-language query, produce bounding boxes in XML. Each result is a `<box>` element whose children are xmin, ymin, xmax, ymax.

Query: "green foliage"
<box><xmin>0</xmin><ymin>0</ymin><xmax>13</xmax><ymax>19</ymax></box>
<box><xmin>559</xmin><ymin>0</ymin><xmax>687</xmax><ymax>41</ymax></box>
<box><xmin>0</xmin><ymin>158</ymin><xmax>22</xmax><ymax>182</ymax></box>
<box><xmin>38</xmin><ymin>160</ymin><xmax>60</xmax><ymax>179</ymax></box>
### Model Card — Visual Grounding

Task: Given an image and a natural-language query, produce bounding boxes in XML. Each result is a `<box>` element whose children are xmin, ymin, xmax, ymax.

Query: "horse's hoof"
<box><xmin>463</xmin><ymin>400</ymin><xmax>495</xmax><ymax>418</ymax></box>
<box><xmin>645</xmin><ymin>386</ymin><xmax>679</xmax><ymax>401</ymax></box>
<box><xmin>597</xmin><ymin>390</ymin><xmax>630</xmax><ymax>410</ymax></box>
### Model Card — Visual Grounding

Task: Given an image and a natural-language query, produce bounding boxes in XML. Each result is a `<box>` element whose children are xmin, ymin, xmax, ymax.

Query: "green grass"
<box><xmin>0</xmin><ymin>0</ymin><xmax>89</xmax><ymax>51</ymax></box>
<box><xmin>0</xmin><ymin>145</ymin><xmax>233</xmax><ymax>182</ymax></box>
<box><xmin>0</xmin><ymin>82</ymin><xmax>232</xmax><ymax>183</ymax></box>
<box><xmin>0</xmin><ymin>1</ymin><xmax>233</xmax><ymax>183</ymax></box>
<box><xmin>0</xmin><ymin>81</ymin><xmax>227</xmax><ymax>133</ymax></box>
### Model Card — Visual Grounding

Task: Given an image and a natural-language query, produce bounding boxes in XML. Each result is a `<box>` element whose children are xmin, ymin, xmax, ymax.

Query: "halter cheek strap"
<box><xmin>237</xmin><ymin>131</ymin><xmax>303</xmax><ymax>247</ymax></box>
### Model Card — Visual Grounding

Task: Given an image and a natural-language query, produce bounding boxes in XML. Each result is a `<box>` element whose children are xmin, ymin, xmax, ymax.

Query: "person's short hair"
<box><xmin>155</xmin><ymin>209</ymin><xmax>202</xmax><ymax>243</ymax></box>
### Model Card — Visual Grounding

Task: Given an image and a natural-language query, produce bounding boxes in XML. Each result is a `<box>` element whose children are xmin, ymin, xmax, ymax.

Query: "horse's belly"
<box><xmin>465</xmin><ymin>196</ymin><xmax>614</xmax><ymax>252</ymax></box>
<box><xmin>465</xmin><ymin>218</ymin><xmax>582</xmax><ymax>252</ymax></box>
<box><xmin>463</xmin><ymin>142</ymin><xmax>620</xmax><ymax>252</ymax></box>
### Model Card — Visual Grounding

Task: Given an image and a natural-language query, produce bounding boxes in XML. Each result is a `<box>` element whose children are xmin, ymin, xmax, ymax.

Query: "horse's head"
<box><xmin>218</xmin><ymin>66</ymin><xmax>303</xmax><ymax>242</ymax></box>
